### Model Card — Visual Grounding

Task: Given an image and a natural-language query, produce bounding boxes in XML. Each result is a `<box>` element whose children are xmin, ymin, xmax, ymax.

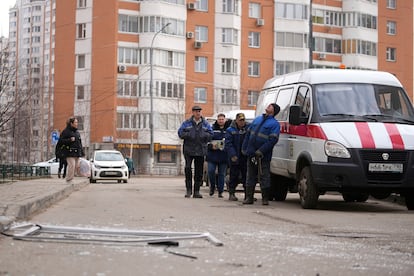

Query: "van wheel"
<box><xmin>270</xmin><ymin>174</ymin><xmax>288</xmax><ymax>201</ymax></box>
<box><xmin>89</xmin><ymin>178</ymin><xmax>96</xmax><ymax>183</ymax></box>
<box><xmin>342</xmin><ymin>193</ymin><xmax>369</xmax><ymax>202</ymax></box>
<box><xmin>298</xmin><ymin>166</ymin><xmax>319</xmax><ymax>209</ymax></box>
<box><xmin>404</xmin><ymin>192</ymin><xmax>414</xmax><ymax>210</ymax></box>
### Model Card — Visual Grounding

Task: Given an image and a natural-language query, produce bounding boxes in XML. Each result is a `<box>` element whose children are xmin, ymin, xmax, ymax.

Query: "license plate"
<box><xmin>105</xmin><ymin>171</ymin><xmax>118</xmax><ymax>176</ymax></box>
<box><xmin>368</xmin><ymin>163</ymin><xmax>403</xmax><ymax>173</ymax></box>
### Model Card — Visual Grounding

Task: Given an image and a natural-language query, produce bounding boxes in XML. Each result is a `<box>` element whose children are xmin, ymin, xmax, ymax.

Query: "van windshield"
<box><xmin>315</xmin><ymin>83</ymin><xmax>414</xmax><ymax>123</ymax></box>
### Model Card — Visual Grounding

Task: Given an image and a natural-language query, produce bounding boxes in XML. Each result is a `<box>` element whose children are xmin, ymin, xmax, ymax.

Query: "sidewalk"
<box><xmin>0</xmin><ymin>177</ymin><xmax>88</xmax><ymax>232</ymax></box>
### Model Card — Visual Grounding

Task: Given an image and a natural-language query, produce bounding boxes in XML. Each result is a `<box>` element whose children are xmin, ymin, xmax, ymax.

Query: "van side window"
<box><xmin>295</xmin><ymin>86</ymin><xmax>311</xmax><ymax>118</ymax></box>
<box><xmin>275</xmin><ymin>87</ymin><xmax>294</xmax><ymax>121</ymax></box>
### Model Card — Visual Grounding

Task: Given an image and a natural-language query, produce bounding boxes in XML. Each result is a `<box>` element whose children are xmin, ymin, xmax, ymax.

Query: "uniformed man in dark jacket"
<box><xmin>178</xmin><ymin>106</ymin><xmax>213</xmax><ymax>198</ymax></box>
<box><xmin>242</xmin><ymin>104</ymin><xmax>280</xmax><ymax>205</ymax></box>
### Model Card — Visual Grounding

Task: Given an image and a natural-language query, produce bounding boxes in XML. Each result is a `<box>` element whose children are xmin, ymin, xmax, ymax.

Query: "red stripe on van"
<box><xmin>355</xmin><ymin>122</ymin><xmax>375</xmax><ymax>148</ymax></box>
<box><xmin>286</xmin><ymin>124</ymin><xmax>327</xmax><ymax>140</ymax></box>
<box><xmin>384</xmin><ymin>123</ymin><xmax>405</xmax><ymax>149</ymax></box>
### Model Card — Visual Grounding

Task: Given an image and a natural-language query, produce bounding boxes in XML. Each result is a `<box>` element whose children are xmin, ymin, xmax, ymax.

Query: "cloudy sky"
<box><xmin>0</xmin><ymin>0</ymin><xmax>16</xmax><ymax>37</ymax></box>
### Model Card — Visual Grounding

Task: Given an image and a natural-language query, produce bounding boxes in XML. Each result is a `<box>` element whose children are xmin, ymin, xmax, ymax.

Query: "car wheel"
<box><xmin>89</xmin><ymin>178</ymin><xmax>96</xmax><ymax>183</ymax></box>
<box><xmin>298</xmin><ymin>166</ymin><xmax>319</xmax><ymax>209</ymax></box>
<box><xmin>117</xmin><ymin>180</ymin><xmax>122</xmax><ymax>183</ymax></box>
<box><xmin>123</xmin><ymin>180</ymin><xmax>128</xmax><ymax>183</ymax></box>
<box><xmin>404</xmin><ymin>191</ymin><xmax>414</xmax><ymax>210</ymax></box>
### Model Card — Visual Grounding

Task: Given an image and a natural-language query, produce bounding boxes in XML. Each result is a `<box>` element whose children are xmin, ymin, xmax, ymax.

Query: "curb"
<box><xmin>0</xmin><ymin>181</ymin><xmax>88</xmax><ymax>232</ymax></box>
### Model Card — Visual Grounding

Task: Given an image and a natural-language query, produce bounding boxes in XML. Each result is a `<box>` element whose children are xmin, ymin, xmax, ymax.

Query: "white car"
<box><xmin>33</xmin><ymin>157</ymin><xmax>59</xmax><ymax>175</ymax></box>
<box><xmin>89</xmin><ymin>150</ymin><xmax>128</xmax><ymax>183</ymax></box>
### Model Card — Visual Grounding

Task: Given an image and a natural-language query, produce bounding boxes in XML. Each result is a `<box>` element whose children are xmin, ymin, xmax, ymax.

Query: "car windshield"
<box><xmin>315</xmin><ymin>83</ymin><xmax>414</xmax><ymax>123</ymax></box>
<box><xmin>95</xmin><ymin>152</ymin><xmax>124</xmax><ymax>161</ymax></box>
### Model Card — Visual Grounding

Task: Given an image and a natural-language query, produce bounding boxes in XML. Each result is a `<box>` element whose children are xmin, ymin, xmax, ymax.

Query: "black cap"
<box><xmin>270</xmin><ymin>103</ymin><xmax>280</xmax><ymax>116</ymax></box>
<box><xmin>192</xmin><ymin>105</ymin><xmax>202</xmax><ymax>111</ymax></box>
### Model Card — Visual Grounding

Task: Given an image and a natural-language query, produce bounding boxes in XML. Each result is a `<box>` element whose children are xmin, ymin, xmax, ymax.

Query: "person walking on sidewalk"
<box><xmin>178</xmin><ymin>106</ymin><xmax>213</xmax><ymax>198</ymax></box>
<box><xmin>206</xmin><ymin>113</ymin><xmax>230</xmax><ymax>198</ymax></box>
<box><xmin>225</xmin><ymin>112</ymin><xmax>249</xmax><ymax>201</ymax></box>
<box><xmin>60</xmin><ymin>116</ymin><xmax>84</xmax><ymax>184</ymax></box>
<box><xmin>242</xmin><ymin>104</ymin><xmax>280</xmax><ymax>205</ymax></box>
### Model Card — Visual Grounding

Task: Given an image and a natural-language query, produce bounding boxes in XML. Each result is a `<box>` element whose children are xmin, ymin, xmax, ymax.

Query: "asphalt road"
<box><xmin>1</xmin><ymin>177</ymin><xmax>413</xmax><ymax>276</ymax></box>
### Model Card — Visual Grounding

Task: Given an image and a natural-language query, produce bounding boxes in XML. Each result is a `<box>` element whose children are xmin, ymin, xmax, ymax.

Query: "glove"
<box><xmin>255</xmin><ymin>150</ymin><xmax>263</xmax><ymax>159</ymax></box>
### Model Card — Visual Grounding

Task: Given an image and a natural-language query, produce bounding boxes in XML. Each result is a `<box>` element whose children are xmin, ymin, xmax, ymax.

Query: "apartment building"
<box><xmin>4</xmin><ymin>0</ymin><xmax>413</xmax><ymax>175</ymax></box>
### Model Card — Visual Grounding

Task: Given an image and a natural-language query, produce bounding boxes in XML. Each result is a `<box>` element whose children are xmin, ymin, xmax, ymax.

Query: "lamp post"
<box><xmin>149</xmin><ymin>22</ymin><xmax>170</xmax><ymax>175</ymax></box>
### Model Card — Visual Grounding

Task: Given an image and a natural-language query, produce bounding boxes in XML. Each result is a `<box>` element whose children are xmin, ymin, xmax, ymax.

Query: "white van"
<box><xmin>256</xmin><ymin>69</ymin><xmax>414</xmax><ymax>209</ymax></box>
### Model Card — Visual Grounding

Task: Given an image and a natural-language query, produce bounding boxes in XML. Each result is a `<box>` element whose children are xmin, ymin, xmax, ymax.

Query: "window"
<box><xmin>196</xmin><ymin>0</ymin><xmax>208</xmax><ymax>11</ymax></box>
<box><xmin>78</xmin><ymin>0</ymin><xmax>87</xmax><ymax>8</ymax></box>
<box><xmin>248</xmin><ymin>61</ymin><xmax>260</xmax><ymax>77</ymax></box>
<box><xmin>276</xmin><ymin>3</ymin><xmax>308</xmax><ymax>20</ymax></box>
<box><xmin>77</xmin><ymin>86</ymin><xmax>85</xmax><ymax>100</ymax></box>
<box><xmin>386</xmin><ymin>21</ymin><xmax>396</xmax><ymax>35</ymax></box>
<box><xmin>220</xmin><ymin>89</ymin><xmax>237</xmax><ymax>104</ymax></box>
<box><xmin>195</xmin><ymin>26</ymin><xmax>208</xmax><ymax>42</ymax></box>
<box><xmin>248</xmin><ymin>90</ymin><xmax>259</xmax><ymax>106</ymax></box>
<box><xmin>77</xmin><ymin>23</ymin><xmax>86</xmax><ymax>39</ymax></box>
<box><xmin>77</xmin><ymin>116</ymin><xmax>84</xmax><ymax>131</ymax></box>
<box><xmin>222</xmin><ymin>0</ymin><xmax>238</xmax><ymax>14</ymax></box>
<box><xmin>118</xmin><ymin>15</ymin><xmax>138</xmax><ymax>33</ymax></box>
<box><xmin>195</xmin><ymin>56</ymin><xmax>208</xmax><ymax>72</ymax></box>
<box><xmin>118</xmin><ymin>79</ymin><xmax>138</xmax><ymax>97</ymax></box>
<box><xmin>249</xmin><ymin>2</ymin><xmax>261</xmax><ymax>18</ymax></box>
<box><xmin>386</xmin><ymin>0</ymin><xmax>396</xmax><ymax>9</ymax></box>
<box><xmin>386</xmin><ymin>47</ymin><xmax>396</xmax><ymax>61</ymax></box>
<box><xmin>276</xmin><ymin>32</ymin><xmax>307</xmax><ymax>48</ymax></box>
<box><xmin>117</xmin><ymin>113</ymin><xmax>138</xmax><ymax>129</ymax></box>
<box><xmin>248</xmin><ymin>32</ymin><xmax>260</xmax><ymax>48</ymax></box>
<box><xmin>194</xmin><ymin>87</ymin><xmax>207</xmax><ymax>103</ymax></box>
<box><xmin>295</xmin><ymin>86</ymin><xmax>311</xmax><ymax>118</ymax></box>
<box><xmin>157</xmin><ymin>151</ymin><xmax>177</xmax><ymax>164</ymax></box>
<box><xmin>118</xmin><ymin>47</ymin><xmax>139</xmax><ymax>65</ymax></box>
<box><xmin>222</xmin><ymin>28</ymin><xmax>238</xmax><ymax>45</ymax></box>
<box><xmin>77</xmin><ymin>54</ymin><xmax>85</xmax><ymax>69</ymax></box>
<box><xmin>221</xmin><ymin>58</ymin><xmax>238</xmax><ymax>74</ymax></box>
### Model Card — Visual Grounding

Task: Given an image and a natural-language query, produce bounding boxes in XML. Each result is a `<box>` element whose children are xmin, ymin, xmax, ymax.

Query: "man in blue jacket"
<box><xmin>242</xmin><ymin>103</ymin><xmax>280</xmax><ymax>205</ymax></box>
<box><xmin>178</xmin><ymin>106</ymin><xmax>213</xmax><ymax>198</ymax></box>
<box><xmin>225</xmin><ymin>112</ymin><xmax>249</xmax><ymax>201</ymax></box>
<box><xmin>206</xmin><ymin>113</ymin><xmax>231</xmax><ymax>198</ymax></box>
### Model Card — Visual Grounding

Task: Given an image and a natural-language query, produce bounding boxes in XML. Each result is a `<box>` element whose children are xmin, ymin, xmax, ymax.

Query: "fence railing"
<box><xmin>0</xmin><ymin>164</ymin><xmax>51</xmax><ymax>183</ymax></box>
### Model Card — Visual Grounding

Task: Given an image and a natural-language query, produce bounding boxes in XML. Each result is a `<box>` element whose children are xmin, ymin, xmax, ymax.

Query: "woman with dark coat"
<box><xmin>60</xmin><ymin>116</ymin><xmax>84</xmax><ymax>183</ymax></box>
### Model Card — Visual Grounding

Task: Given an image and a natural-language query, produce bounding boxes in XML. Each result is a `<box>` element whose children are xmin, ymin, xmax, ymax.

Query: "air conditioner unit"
<box><xmin>186</xmin><ymin>32</ymin><xmax>194</xmax><ymax>39</ymax></box>
<box><xmin>256</xmin><ymin>18</ymin><xmax>264</xmax><ymax>26</ymax></box>
<box><xmin>318</xmin><ymin>53</ymin><xmax>326</xmax><ymax>59</ymax></box>
<box><xmin>118</xmin><ymin>65</ymin><xmax>127</xmax><ymax>73</ymax></box>
<box><xmin>187</xmin><ymin>3</ymin><xmax>195</xmax><ymax>10</ymax></box>
<box><xmin>194</xmin><ymin>41</ymin><xmax>202</xmax><ymax>48</ymax></box>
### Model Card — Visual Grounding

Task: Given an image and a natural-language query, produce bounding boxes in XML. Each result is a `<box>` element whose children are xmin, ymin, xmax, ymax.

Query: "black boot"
<box><xmin>261</xmin><ymin>188</ymin><xmax>270</xmax><ymax>205</ymax></box>
<box><xmin>193</xmin><ymin>182</ymin><xmax>203</xmax><ymax>198</ymax></box>
<box><xmin>242</xmin><ymin>186</ymin><xmax>255</xmax><ymax>204</ymax></box>
<box><xmin>228</xmin><ymin>188</ymin><xmax>238</xmax><ymax>201</ymax></box>
<box><xmin>184</xmin><ymin>168</ymin><xmax>192</xmax><ymax>198</ymax></box>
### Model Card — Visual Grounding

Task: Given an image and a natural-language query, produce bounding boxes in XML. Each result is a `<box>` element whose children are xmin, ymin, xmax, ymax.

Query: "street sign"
<box><xmin>51</xmin><ymin>131</ymin><xmax>59</xmax><ymax>145</ymax></box>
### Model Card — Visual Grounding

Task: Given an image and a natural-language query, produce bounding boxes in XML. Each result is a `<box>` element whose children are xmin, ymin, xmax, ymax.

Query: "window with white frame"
<box><xmin>248</xmin><ymin>90</ymin><xmax>259</xmax><ymax>106</ymax></box>
<box><xmin>118</xmin><ymin>47</ymin><xmax>139</xmax><ymax>65</ymax></box>
<box><xmin>386</xmin><ymin>21</ymin><xmax>396</xmax><ymax>35</ymax></box>
<box><xmin>117</xmin><ymin>79</ymin><xmax>138</xmax><ymax>97</ymax></box>
<box><xmin>386</xmin><ymin>47</ymin><xmax>396</xmax><ymax>61</ymax></box>
<box><xmin>78</xmin><ymin>0</ymin><xmax>87</xmax><ymax>8</ymax></box>
<box><xmin>248</xmin><ymin>61</ymin><xmax>260</xmax><ymax>77</ymax></box>
<box><xmin>386</xmin><ymin>0</ymin><xmax>396</xmax><ymax>9</ymax></box>
<box><xmin>77</xmin><ymin>54</ymin><xmax>85</xmax><ymax>69</ymax></box>
<box><xmin>195</xmin><ymin>26</ymin><xmax>208</xmax><ymax>42</ymax></box>
<box><xmin>194</xmin><ymin>87</ymin><xmax>207</xmax><ymax>103</ymax></box>
<box><xmin>77</xmin><ymin>85</ymin><xmax>85</xmax><ymax>100</ymax></box>
<box><xmin>221</xmin><ymin>58</ymin><xmax>238</xmax><ymax>74</ymax></box>
<box><xmin>196</xmin><ymin>0</ymin><xmax>208</xmax><ymax>11</ymax></box>
<box><xmin>248</xmin><ymin>31</ymin><xmax>260</xmax><ymax>48</ymax></box>
<box><xmin>222</xmin><ymin>28</ymin><xmax>238</xmax><ymax>44</ymax></box>
<box><xmin>77</xmin><ymin>116</ymin><xmax>84</xmax><ymax>131</ymax></box>
<box><xmin>117</xmin><ymin>112</ymin><xmax>138</xmax><ymax>129</ymax></box>
<box><xmin>220</xmin><ymin>89</ymin><xmax>237</xmax><ymax>104</ymax></box>
<box><xmin>222</xmin><ymin>0</ymin><xmax>238</xmax><ymax>14</ymax></box>
<box><xmin>248</xmin><ymin>2</ymin><xmax>261</xmax><ymax>18</ymax></box>
<box><xmin>195</xmin><ymin>56</ymin><xmax>208</xmax><ymax>72</ymax></box>
<box><xmin>77</xmin><ymin>23</ymin><xmax>86</xmax><ymax>39</ymax></box>
<box><xmin>276</xmin><ymin>32</ymin><xmax>308</xmax><ymax>48</ymax></box>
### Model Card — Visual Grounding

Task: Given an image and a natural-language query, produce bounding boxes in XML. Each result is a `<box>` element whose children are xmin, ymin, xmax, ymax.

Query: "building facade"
<box><xmin>3</xmin><ymin>0</ymin><xmax>413</xmax><ymax>175</ymax></box>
